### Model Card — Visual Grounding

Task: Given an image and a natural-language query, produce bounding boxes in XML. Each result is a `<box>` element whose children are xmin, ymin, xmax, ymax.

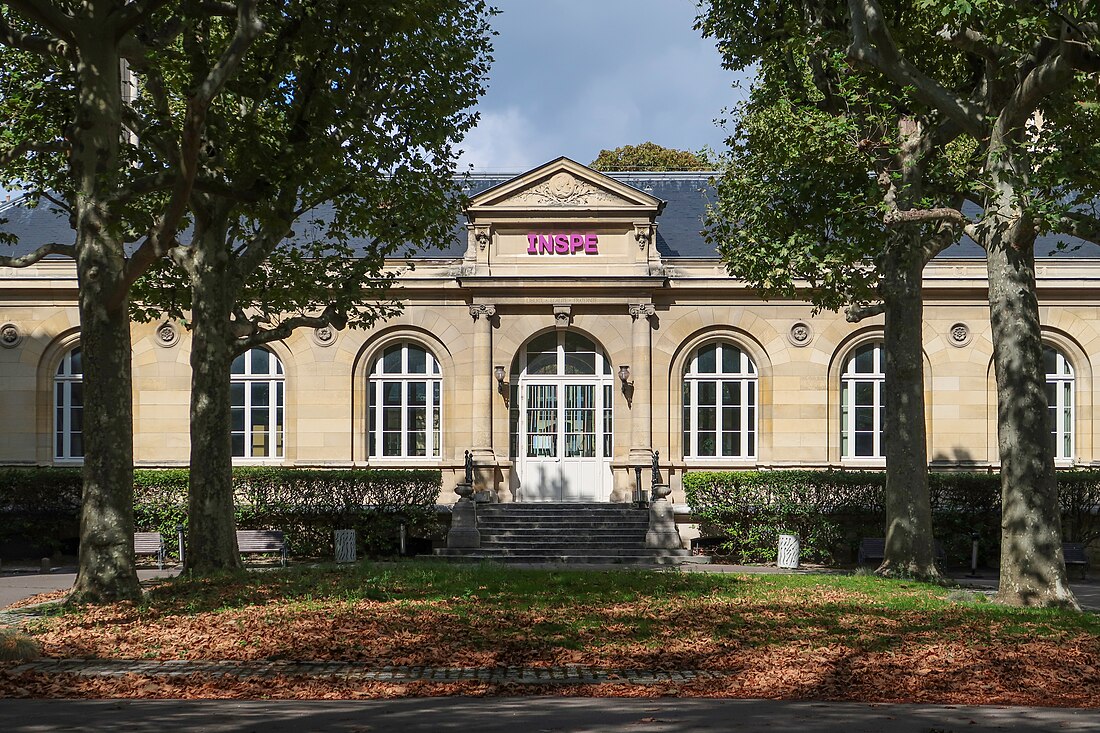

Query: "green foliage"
<box><xmin>129</xmin><ymin>0</ymin><xmax>497</xmax><ymax>335</ymax></box>
<box><xmin>685</xmin><ymin>469</ymin><xmax>1100</xmax><ymax>566</ymax></box>
<box><xmin>590</xmin><ymin>142</ymin><xmax>712</xmax><ymax>171</ymax></box>
<box><xmin>0</xmin><ymin>467</ymin><xmax>441</xmax><ymax>559</ymax></box>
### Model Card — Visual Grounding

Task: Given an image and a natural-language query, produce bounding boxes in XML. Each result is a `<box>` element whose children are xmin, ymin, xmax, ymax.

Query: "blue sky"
<box><xmin>456</xmin><ymin>0</ymin><xmax>750</xmax><ymax>171</ymax></box>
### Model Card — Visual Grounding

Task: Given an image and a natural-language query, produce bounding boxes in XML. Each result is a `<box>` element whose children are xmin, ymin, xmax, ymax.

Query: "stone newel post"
<box><xmin>646</xmin><ymin>451</ymin><xmax>682</xmax><ymax>549</ymax></box>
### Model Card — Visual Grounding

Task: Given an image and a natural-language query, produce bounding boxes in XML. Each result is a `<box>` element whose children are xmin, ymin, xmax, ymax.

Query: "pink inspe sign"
<box><xmin>526</xmin><ymin>233</ymin><xmax>599</xmax><ymax>255</ymax></box>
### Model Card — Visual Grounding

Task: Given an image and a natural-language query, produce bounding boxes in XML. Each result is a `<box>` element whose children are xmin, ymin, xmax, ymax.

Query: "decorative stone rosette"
<box><xmin>948</xmin><ymin>322</ymin><xmax>971</xmax><ymax>348</ymax></box>
<box><xmin>787</xmin><ymin>321</ymin><xmax>813</xmax><ymax>347</ymax></box>
<box><xmin>312</xmin><ymin>325</ymin><xmax>338</xmax><ymax>347</ymax></box>
<box><xmin>0</xmin><ymin>322</ymin><xmax>23</xmax><ymax>349</ymax></box>
<box><xmin>155</xmin><ymin>322</ymin><xmax>180</xmax><ymax>348</ymax></box>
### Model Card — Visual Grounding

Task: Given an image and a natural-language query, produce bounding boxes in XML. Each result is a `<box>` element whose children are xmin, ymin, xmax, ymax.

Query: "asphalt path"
<box><xmin>1</xmin><ymin>698</ymin><xmax>1099</xmax><ymax>733</ymax></box>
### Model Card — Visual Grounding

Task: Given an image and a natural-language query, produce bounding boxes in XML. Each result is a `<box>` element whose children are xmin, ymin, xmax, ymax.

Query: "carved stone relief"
<box><xmin>0</xmin><ymin>322</ymin><xmax>22</xmax><ymax>349</ymax></box>
<box><xmin>787</xmin><ymin>321</ymin><xmax>813</xmax><ymax>347</ymax></box>
<box><xmin>155</xmin><ymin>322</ymin><xmax>180</xmax><ymax>348</ymax></box>
<box><xmin>949</xmin><ymin>322</ymin><xmax>972</xmax><ymax>348</ymax></box>
<box><xmin>498</xmin><ymin>172</ymin><xmax>623</xmax><ymax>207</ymax></box>
<box><xmin>312</xmin><ymin>325</ymin><xmax>337</xmax><ymax>347</ymax></box>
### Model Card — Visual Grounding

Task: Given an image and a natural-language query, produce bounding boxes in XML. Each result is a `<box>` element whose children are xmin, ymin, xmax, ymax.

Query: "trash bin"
<box><xmin>334</xmin><ymin>529</ymin><xmax>356</xmax><ymax>564</ymax></box>
<box><xmin>777</xmin><ymin>533</ymin><xmax>800</xmax><ymax>569</ymax></box>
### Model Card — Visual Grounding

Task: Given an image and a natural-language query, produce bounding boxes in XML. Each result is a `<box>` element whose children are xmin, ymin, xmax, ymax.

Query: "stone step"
<box><xmin>477</xmin><ymin>521</ymin><xmax>649</xmax><ymax>530</ymax></box>
<box><xmin>439</xmin><ymin>546</ymin><xmax>681</xmax><ymax>557</ymax></box>
<box><xmin>433</xmin><ymin>549</ymin><xmax>707</xmax><ymax>566</ymax></box>
<box><xmin>479</xmin><ymin>529</ymin><xmax>646</xmax><ymax>540</ymax></box>
<box><xmin>477</xmin><ymin>509</ymin><xmax>647</xmax><ymax>517</ymax></box>
<box><xmin>479</xmin><ymin>537</ymin><xmax>642</xmax><ymax>541</ymax></box>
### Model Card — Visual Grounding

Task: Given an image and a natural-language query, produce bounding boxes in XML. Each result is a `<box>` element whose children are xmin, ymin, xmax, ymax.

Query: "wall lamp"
<box><xmin>618</xmin><ymin>364</ymin><xmax>632</xmax><ymax>391</ymax></box>
<box><xmin>494</xmin><ymin>365</ymin><xmax>506</xmax><ymax>394</ymax></box>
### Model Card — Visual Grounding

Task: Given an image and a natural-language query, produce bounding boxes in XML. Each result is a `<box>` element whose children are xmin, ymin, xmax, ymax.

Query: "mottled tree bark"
<box><xmin>185</xmin><ymin>217</ymin><xmax>243</xmax><ymax>573</ymax></box>
<box><xmin>982</xmin><ymin>151</ymin><xmax>1077</xmax><ymax>608</ymax></box>
<box><xmin>68</xmin><ymin>24</ymin><xmax>141</xmax><ymax>603</ymax></box>
<box><xmin>877</xmin><ymin>233</ymin><xmax>939</xmax><ymax>580</ymax></box>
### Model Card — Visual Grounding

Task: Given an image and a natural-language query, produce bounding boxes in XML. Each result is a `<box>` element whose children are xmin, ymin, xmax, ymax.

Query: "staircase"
<box><xmin>435</xmin><ymin>503</ymin><xmax>704</xmax><ymax>565</ymax></box>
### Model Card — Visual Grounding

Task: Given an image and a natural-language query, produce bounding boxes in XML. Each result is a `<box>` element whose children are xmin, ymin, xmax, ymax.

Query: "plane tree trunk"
<box><xmin>184</xmin><ymin>215</ymin><xmax>244</xmax><ymax>573</ymax></box>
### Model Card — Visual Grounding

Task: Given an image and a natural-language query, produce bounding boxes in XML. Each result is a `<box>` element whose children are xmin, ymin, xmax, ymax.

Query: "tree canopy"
<box><xmin>590</xmin><ymin>142</ymin><xmax>711</xmax><ymax>171</ymax></box>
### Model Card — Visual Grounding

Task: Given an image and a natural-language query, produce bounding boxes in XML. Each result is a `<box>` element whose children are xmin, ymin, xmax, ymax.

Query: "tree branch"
<box><xmin>0</xmin><ymin>241</ymin><xmax>74</xmax><ymax>267</ymax></box>
<box><xmin>938</xmin><ymin>25</ymin><xmax>1004</xmax><ymax>64</ymax></box>
<box><xmin>1055</xmin><ymin>211</ymin><xmax>1100</xmax><ymax>245</ymax></box>
<box><xmin>235</xmin><ymin>304</ymin><xmax>346</xmax><ymax>353</ymax></box>
<box><xmin>111</xmin><ymin>0</ymin><xmax>174</xmax><ymax>41</ymax></box>
<box><xmin>0</xmin><ymin>140</ymin><xmax>67</xmax><ymax>167</ymax></box>
<box><xmin>845</xmin><ymin>302</ymin><xmax>886</xmax><ymax>322</ymax></box>
<box><xmin>3</xmin><ymin>1</ymin><xmax>74</xmax><ymax>44</ymax></box>
<box><xmin>0</xmin><ymin>10</ymin><xmax>72</xmax><ymax>59</ymax></box>
<box><xmin>846</xmin><ymin>0</ymin><xmax>986</xmax><ymax>137</ymax></box>
<box><xmin>997</xmin><ymin>46</ymin><xmax>1074</xmax><ymax>134</ymax></box>
<box><xmin>883</xmin><ymin>207</ymin><xmax>968</xmax><ymax>227</ymax></box>
<box><xmin>119</xmin><ymin>0</ymin><xmax>264</xmax><ymax>300</ymax></box>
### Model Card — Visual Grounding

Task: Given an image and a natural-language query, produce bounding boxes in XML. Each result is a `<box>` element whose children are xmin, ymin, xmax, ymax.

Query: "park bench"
<box><xmin>1063</xmin><ymin>542</ymin><xmax>1089</xmax><ymax>579</ymax></box>
<box><xmin>858</xmin><ymin>537</ymin><xmax>945</xmax><ymax>567</ymax></box>
<box><xmin>133</xmin><ymin>531</ymin><xmax>166</xmax><ymax>570</ymax></box>
<box><xmin>236</xmin><ymin>529</ymin><xmax>287</xmax><ymax>566</ymax></box>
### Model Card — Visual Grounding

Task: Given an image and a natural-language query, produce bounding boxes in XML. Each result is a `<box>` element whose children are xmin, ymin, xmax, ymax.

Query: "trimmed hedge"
<box><xmin>0</xmin><ymin>467</ymin><xmax>83</xmax><ymax>556</ymax></box>
<box><xmin>0</xmin><ymin>466</ymin><xmax>442</xmax><ymax>559</ymax></box>
<box><xmin>684</xmin><ymin>469</ymin><xmax>1100</xmax><ymax>566</ymax></box>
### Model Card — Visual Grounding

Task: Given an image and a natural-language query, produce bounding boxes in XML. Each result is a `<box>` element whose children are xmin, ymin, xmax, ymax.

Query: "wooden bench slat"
<box><xmin>133</xmin><ymin>531</ymin><xmax>165</xmax><ymax>570</ymax></box>
<box><xmin>236</xmin><ymin>530</ymin><xmax>287</xmax><ymax>566</ymax></box>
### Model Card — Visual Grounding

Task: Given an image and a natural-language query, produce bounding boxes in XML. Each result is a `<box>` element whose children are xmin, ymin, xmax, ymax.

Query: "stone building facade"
<box><xmin>2</xmin><ymin>157</ymin><xmax>1099</xmax><ymax>507</ymax></box>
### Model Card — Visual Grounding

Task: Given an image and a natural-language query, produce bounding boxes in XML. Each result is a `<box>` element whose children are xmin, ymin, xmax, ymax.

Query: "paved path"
<box><xmin>1</xmin><ymin>697</ymin><xmax>1098</xmax><ymax>732</ymax></box>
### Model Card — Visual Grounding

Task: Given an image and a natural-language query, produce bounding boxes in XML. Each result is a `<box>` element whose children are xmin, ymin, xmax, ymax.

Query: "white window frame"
<box><xmin>1044</xmin><ymin>345</ymin><xmax>1075</xmax><ymax>464</ymax></box>
<box><xmin>53</xmin><ymin>346</ymin><xmax>84</xmax><ymax>462</ymax></box>
<box><xmin>841</xmin><ymin>342</ymin><xmax>885</xmax><ymax>460</ymax></box>
<box><xmin>231</xmin><ymin>348</ymin><xmax>285</xmax><ymax>461</ymax></box>
<box><xmin>368</xmin><ymin>341</ymin><xmax>443</xmax><ymax>460</ymax></box>
<box><xmin>682</xmin><ymin>341</ymin><xmax>758</xmax><ymax>460</ymax></box>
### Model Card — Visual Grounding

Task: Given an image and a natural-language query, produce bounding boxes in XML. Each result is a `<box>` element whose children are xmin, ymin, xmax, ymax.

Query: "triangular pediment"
<box><xmin>468</xmin><ymin>157</ymin><xmax>663</xmax><ymax>213</ymax></box>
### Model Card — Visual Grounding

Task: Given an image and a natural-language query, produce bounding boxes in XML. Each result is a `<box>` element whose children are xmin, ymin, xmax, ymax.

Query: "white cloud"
<box><xmin>457</xmin><ymin>107</ymin><xmax>549</xmax><ymax>171</ymax></box>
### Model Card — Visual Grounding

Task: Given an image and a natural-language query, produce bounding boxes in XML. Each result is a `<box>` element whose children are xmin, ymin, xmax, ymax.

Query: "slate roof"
<box><xmin>3</xmin><ymin>174</ymin><xmax>1098</xmax><ymax>261</ymax></box>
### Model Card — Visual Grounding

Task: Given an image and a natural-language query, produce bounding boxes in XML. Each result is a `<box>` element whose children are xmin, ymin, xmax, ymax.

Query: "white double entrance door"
<box><xmin>517</xmin><ymin>378</ymin><xmax>613</xmax><ymax>502</ymax></box>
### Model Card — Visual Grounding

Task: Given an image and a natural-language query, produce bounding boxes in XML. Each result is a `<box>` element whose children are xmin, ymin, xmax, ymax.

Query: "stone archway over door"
<box><xmin>513</xmin><ymin>331</ymin><xmax>613</xmax><ymax>502</ymax></box>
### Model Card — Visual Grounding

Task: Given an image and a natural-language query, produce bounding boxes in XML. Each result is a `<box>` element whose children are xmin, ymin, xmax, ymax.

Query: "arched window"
<box><xmin>54</xmin><ymin>346</ymin><xmax>83</xmax><ymax>460</ymax></box>
<box><xmin>1044</xmin><ymin>345</ymin><xmax>1074</xmax><ymax>462</ymax></box>
<box><xmin>841</xmin><ymin>342</ymin><xmax>884</xmax><ymax>459</ymax></box>
<box><xmin>231</xmin><ymin>348</ymin><xmax>284</xmax><ymax>459</ymax></box>
<box><xmin>368</xmin><ymin>342</ymin><xmax>442</xmax><ymax>459</ymax></box>
<box><xmin>682</xmin><ymin>342</ymin><xmax>757</xmax><ymax>459</ymax></box>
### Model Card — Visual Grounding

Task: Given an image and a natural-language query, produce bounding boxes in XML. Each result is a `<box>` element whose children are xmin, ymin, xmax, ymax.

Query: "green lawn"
<box><xmin>7</xmin><ymin>562</ymin><xmax>1100</xmax><ymax>705</ymax></box>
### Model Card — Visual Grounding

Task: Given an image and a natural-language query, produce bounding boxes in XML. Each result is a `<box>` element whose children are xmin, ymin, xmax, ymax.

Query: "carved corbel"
<box><xmin>633</xmin><ymin>223</ymin><xmax>653</xmax><ymax>250</ymax></box>
<box><xmin>553</xmin><ymin>305</ymin><xmax>572</xmax><ymax>328</ymax></box>
<box><xmin>472</xmin><ymin>225</ymin><xmax>491</xmax><ymax>251</ymax></box>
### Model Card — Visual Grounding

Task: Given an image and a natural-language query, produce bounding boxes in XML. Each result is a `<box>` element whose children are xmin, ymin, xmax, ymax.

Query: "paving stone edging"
<box><xmin>4</xmin><ymin>659</ymin><xmax>730</xmax><ymax>685</ymax></box>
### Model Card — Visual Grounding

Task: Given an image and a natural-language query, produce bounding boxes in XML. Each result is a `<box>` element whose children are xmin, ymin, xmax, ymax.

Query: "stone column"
<box><xmin>627</xmin><ymin>303</ymin><xmax>656</xmax><ymax>469</ymax></box>
<box><xmin>469</xmin><ymin>303</ymin><xmax>498</xmax><ymax>496</ymax></box>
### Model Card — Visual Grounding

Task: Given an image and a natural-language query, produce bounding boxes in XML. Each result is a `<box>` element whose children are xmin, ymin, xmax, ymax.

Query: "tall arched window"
<box><xmin>231</xmin><ymin>348</ymin><xmax>284</xmax><ymax>459</ymax></box>
<box><xmin>1044</xmin><ymin>345</ymin><xmax>1074</xmax><ymax>462</ymax></box>
<box><xmin>682</xmin><ymin>342</ymin><xmax>757</xmax><ymax>459</ymax></box>
<box><xmin>54</xmin><ymin>346</ymin><xmax>83</xmax><ymax>461</ymax></box>
<box><xmin>841</xmin><ymin>342</ymin><xmax>884</xmax><ymax>459</ymax></box>
<box><xmin>368</xmin><ymin>342</ymin><xmax>442</xmax><ymax>459</ymax></box>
